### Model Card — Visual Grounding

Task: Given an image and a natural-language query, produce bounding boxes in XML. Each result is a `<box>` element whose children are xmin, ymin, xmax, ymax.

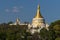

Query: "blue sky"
<box><xmin>0</xmin><ymin>0</ymin><xmax>60</xmax><ymax>24</ymax></box>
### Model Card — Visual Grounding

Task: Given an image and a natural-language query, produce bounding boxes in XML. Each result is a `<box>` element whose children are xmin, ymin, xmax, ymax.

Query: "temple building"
<box><xmin>9</xmin><ymin>18</ymin><xmax>27</xmax><ymax>25</ymax></box>
<box><xmin>9</xmin><ymin>4</ymin><xmax>49</xmax><ymax>34</ymax></box>
<box><xmin>28</xmin><ymin>4</ymin><xmax>49</xmax><ymax>34</ymax></box>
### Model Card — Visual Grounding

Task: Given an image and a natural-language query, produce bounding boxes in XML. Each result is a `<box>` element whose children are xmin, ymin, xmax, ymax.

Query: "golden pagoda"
<box><xmin>32</xmin><ymin>4</ymin><xmax>45</xmax><ymax>28</ymax></box>
<box><xmin>34</xmin><ymin>5</ymin><xmax>43</xmax><ymax>18</ymax></box>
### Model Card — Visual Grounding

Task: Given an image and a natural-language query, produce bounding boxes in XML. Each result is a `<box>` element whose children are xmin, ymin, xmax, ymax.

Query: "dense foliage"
<box><xmin>49</xmin><ymin>20</ymin><xmax>60</xmax><ymax>40</ymax></box>
<box><xmin>0</xmin><ymin>20</ymin><xmax>60</xmax><ymax>40</ymax></box>
<box><xmin>0</xmin><ymin>23</ymin><xmax>28</xmax><ymax>40</ymax></box>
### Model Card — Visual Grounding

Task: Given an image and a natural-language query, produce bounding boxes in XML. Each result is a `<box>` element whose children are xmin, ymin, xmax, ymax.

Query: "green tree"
<box><xmin>49</xmin><ymin>20</ymin><xmax>60</xmax><ymax>39</ymax></box>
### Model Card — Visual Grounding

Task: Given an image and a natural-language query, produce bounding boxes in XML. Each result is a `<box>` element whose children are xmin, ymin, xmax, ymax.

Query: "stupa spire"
<box><xmin>34</xmin><ymin>4</ymin><xmax>43</xmax><ymax>18</ymax></box>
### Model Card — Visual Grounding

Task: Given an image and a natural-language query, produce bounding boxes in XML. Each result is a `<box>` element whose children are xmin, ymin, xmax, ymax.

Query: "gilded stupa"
<box><xmin>32</xmin><ymin>4</ymin><xmax>45</xmax><ymax>28</ymax></box>
<box><xmin>28</xmin><ymin>4</ymin><xmax>49</xmax><ymax>34</ymax></box>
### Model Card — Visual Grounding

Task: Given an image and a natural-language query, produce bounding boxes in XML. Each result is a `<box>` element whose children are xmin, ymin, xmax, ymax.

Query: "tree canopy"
<box><xmin>0</xmin><ymin>20</ymin><xmax>60</xmax><ymax>40</ymax></box>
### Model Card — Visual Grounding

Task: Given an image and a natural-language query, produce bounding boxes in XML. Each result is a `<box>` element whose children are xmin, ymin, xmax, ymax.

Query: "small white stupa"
<box><xmin>9</xmin><ymin>18</ymin><xmax>20</xmax><ymax>25</ymax></box>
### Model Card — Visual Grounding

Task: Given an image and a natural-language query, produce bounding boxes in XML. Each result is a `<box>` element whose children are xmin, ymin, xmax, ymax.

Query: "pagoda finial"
<box><xmin>34</xmin><ymin>4</ymin><xmax>43</xmax><ymax>18</ymax></box>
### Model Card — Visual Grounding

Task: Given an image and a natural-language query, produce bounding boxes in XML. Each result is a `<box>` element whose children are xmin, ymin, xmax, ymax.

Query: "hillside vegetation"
<box><xmin>0</xmin><ymin>20</ymin><xmax>60</xmax><ymax>40</ymax></box>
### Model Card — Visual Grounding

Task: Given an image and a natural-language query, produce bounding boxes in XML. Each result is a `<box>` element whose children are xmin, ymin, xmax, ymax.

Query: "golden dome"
<box><xmin>34</xmin><ymin>5</ymin><xmax>43</xmax><ymax>18</ymax></box>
